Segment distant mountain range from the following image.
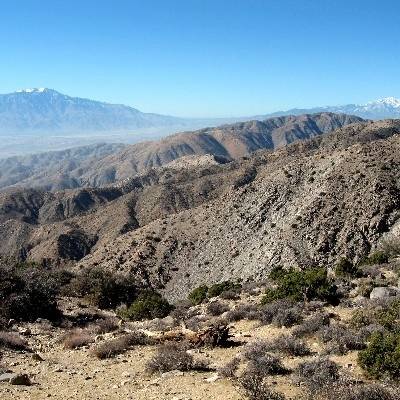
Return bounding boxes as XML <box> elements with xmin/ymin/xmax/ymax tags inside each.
<box><xmin>0</xmin><ymin>88</ymin><xmax>399</xmax><ymax>157</ymax></box>
<box><xmin>0</xmin><ymin>88</ymin><xmax>399</xmax><ymax>136</ymax></box>
<box><xmin>0</xmin><ymin>112</ymin><xmax>362</xmax><ymax>191</ymax></box>
<box><xmin>0</xmin><ymin>88</ymin><xmax>188</xmax><ymax>135</ymax></box>
<box><xmin>261</xmin><ymin>97</ymin><xmax>400</xmax><ymax>120</ymax></box>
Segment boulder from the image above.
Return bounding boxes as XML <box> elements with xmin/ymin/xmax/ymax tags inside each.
<box><xmin>370</xmin><ymin>286</ymin><xmax>400</xmax><ymax>300</ymax></box>
<box><xmin>0</xmin><ymin>373</ymin><xmax>31</xmax><ymax>385</ymax></box>
<box><xmin>10</xmin><ymin>374</ymin><xmax>31</xmax><ymax>386</ymax></box>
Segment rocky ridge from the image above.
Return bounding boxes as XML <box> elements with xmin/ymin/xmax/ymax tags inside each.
<box><xmin>0</xmin><ymin>113</ymin><xmax>362</xmax><ymax>191</ymax></box>
<box><xmin>0</xmin><ymin>119</ymin><xmax>399</xmax><ymax>299</ymax></box>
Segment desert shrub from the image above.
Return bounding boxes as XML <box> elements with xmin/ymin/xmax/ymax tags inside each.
<box><xmin>303</xmin><ymin>300</ymin><xmax>325</xmax><ymax>313</ymax></box>
<box><xmin>351</xmin><ymin>298</ymin><xmax>400</xmax><ymax>333</ymax></box>
<box><xmin>358</xmin><ymin>331</ymin><xmax>400</xmax><ymax>379</ymax></box>
<box><xmin>349</xmin><ymin>308</ymin><xmax>375</xmax><ymax>329</ymax></box>
<box><xmin>335</xmin><ymin>258</ymin><xmax>359</xmax><ymax>278</ymax></box>
<box><xmin>358</xmin><ymin>324</ymin><xmax>387</xmax><ymax>341</ymax></box>
<box><xmin>117</xmin><ymin>291</ymin><xmax>173</xmax><ymax>321</ymax></box>
<box><xmin>145</xmin><ymin>317</ymin><xmax>174</xmax><ymax>332</ymax></box>
<box><xmin>259</xmin><ymin>299</ymin><xmax>297</xmax><ymax>325</ymax></box>
<box><xmin>361</xmin><ymin>264</ymin><xmax>384</xmax><ymax>279</ymax></box>
<box><xmin>295</xmin><ymin>358</ymin><xmax>339</xmax><ymax>392</ymax></box>
<box><xmin>89</xmin><ymin>318</ymin><xmax>119</xmax><ymax>334</ymax></box>
<box><xmin>0</xmin><ymin>264</ymin><xmax>60</xmax><ymax>322</ymax></box>
<box><xmin>245</xmin><ymin>353</ymin><xmax>288</xmax><ymax>377</ymax></box>
<box><xmin>261</xmin><ymin>268</ymin><xmax>337</xmax><ymax>305</ymax></box>
<box><xmin>374</xmin><ymin>298</ymin><xmax>400</xmax><ymax>330</ymax></box>
<box><xmin>359</xmin><ymin>251</ymin><xmax>389</xmax><ymax>266</ymax></box>
<box><xmin>241</xmin><ymin>281</ymin><xmax>265</xmax><ymax>295</ymax></box>
<box><xmin>206</xmin><ymin>301</ymin><xmax>230</xmax><ymax>316</ymax></box>
<box><xmin>146</xmin><ymin>342</ymin><xmax>208</xmax><ymax>373</ymax></box>
<box><xmin>242</xmin><ymin>339</ymin><xmax>270</xmax><ymax>360</ymax></box>
<box><xmin>272</xmin><ymin>306</ymin><xmax>303</xmax><ymax>327</ymax></box>
<box><xmin>319</xmin><ymin>325</ymin><xmax>366</xmax><ymax>355</ymax></box>
<box><xmin>313</xmin><ymin>383</ymin><xmax>400</xmax><ymax>400</ymax></box>
<box><xmin>293</xmin><ymin>312</ymin><xmax>330</xmax><ymax>337</ymax></box>
<box><xmin>219</xmin><ymin>357</ymin><xmax>241</xmax><ymax>378</ymax></box>
<box><xmin>170</xmin><ymin>300</ymin><xmax>196</xmax><ymax>323</ymax></box>
<box><xmin>188</xmin><ymin>285</ymin><xmax>209</xmax><ymax>305</ymax></box>
<box><xmin>220</xmin><ymin>289</ymin><xmax>240</xmax><ymax>300</ymax></box>
<box><xmin>225</xmin><ymin>303</ymin><xmax>261</xmax><ymax>322</ymax></box>
<box><xmin>0</xmin><ymin>331</ymin><xmax>29</xmax><ymax>351</ymax></box>
<box><xmin>68</xmin><ymin>268</ymin><xmax>138</xmax><ymax>309</ymax></box>
<box><xmin>238</xmin><ymin>372</ymin><xmax>286</xmax><ymax>400</ymax></box>
<box><xmin>184</xmin><ymin>316</ymin><xmax>204</xmax><ymax>331</ymax></box>
<box><xmin>264</xmin><ymin>334</ymin><xmax>311</xmax><ymax>356</ymax></box>
<box><xmin>91</xmin><ymin>331</ymin><xmax>151</xmax><ymax>359</ymax></box>
<box><xmin>356</xmin><ymin>278</ymin><xmax>375</xmax><ymax>297</ymax></box>
<box><xmin>62</xmin><ymin>329</ymin><xmax>93</xmax><ymax>349</ymax></box>
<box><xmin>208</xmin><ymin>281</ymin><xmax>241</xmax><ymax>298</ymax></box>
<box><xmin>380</xmin><ymin>237</ymin><xmax>400</xmax><ymax>258</ymax></box>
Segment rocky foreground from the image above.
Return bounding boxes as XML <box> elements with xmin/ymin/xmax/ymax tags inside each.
<box><xmin>2</xmin><ymin>256</ymin><xmax>400</xmax><ymax>399</ymax></box>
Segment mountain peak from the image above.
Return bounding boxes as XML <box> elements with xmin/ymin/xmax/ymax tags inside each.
<box><xmin>373</xmin><ymin>97</ymin><xmax>400</xmax><ymax>107</ymax></box>
<box><xmin>15</xmin><ymin>88</ymin><xmax>51</xmax><ymax>94</ymax></box>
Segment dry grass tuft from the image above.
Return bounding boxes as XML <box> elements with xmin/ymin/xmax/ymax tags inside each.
<box><xmin>0</xmin><ymin>331</ymin><xmax>29</xmax><ymax>351</ymax></box>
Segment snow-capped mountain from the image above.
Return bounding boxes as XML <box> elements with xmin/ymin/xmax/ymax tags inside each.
<box><xmin>0</xmin><ymin>88</ymin><xmax>187</xmax><ymax>135</ymax></box>
<box><xmin>263</xmin><ymin>97</ymin><xmax>400</xmax><ymax>120</ymax></box>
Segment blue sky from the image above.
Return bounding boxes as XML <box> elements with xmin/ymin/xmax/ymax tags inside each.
<box><xmin>1</xmin><ymin>0</ymin><xmax>399</xmax><ymax>117</ymax></box>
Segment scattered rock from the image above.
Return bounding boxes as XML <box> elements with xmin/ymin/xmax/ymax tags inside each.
<box><xmin>205</xmin><ymin>373</ymin><xmax>220</xmax><ymax>383</ymax></box>
<box><xmin>0</xmin><ymin>373</ymin><xmax>16</xmax><ymax>383</ymax></box>
<box><xmin>370</xmin><ymin>286</ymin><xmax>400</xmax><ymax>299</ymax></box>
<box><xmin>32</xmin><ymin>353</ymin><xmax>44</xmax><ymax>362</ymax></box>
<box><xmin>161</xmin><ymin>370</ymin><xmax>184</xmax><ymax>378</ymax></box>
<box><xmin>18</xmin><ymin>327</ymin><xmax>31</xmax><ymax>336</ymax></box>
<box><xmin>11</xmin><ymin>374</ymin><xmax>31</xmax><ymax>386</ymax></box>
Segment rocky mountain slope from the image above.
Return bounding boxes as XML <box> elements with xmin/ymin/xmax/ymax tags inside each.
<box><xmin>0</xmin><ymin>143</ymin><xmax>126</xmax><ymax>191</ymax></box>
<box><xmin>0</xmin><ymin>112</ymin><xmax>362</xmax><ymax>191</ymax></box>
<box><xmin>0</xmin><ymin>118</ymin><xmax>399</xmax><ymax>300</ymax></box>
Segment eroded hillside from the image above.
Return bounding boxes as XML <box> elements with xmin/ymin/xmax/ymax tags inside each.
<box><xmin>0</xmin><ymin>119</ymin><xmax>399</xmax><ymax>300</ymax></box>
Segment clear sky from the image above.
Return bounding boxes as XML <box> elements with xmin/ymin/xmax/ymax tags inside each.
<box><xmin>1</xmin><ymin>0</ymin><xmax>399</xmax><ymax>117</ymax></box>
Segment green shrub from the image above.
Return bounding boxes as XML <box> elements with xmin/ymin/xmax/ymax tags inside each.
<box><xmin>359</xmin><ymin>251</ymin><xmax>389</xmax><ymax>266</ymax></box>
<box><xmin>118</xmin><ymin>291</ymin><xmax>173</xmax><ymax>321</ymax></box>
<box><xmin>358</xmin><ymin>331</ymin><xmax>400</xmax><ymax>379</ymax></box>
<box><xmin>208</xmin><ymin>281</ymin><xmax>241</xmax><ymax>298</ymax></box>
<box><xmin>376</xmin><ymin>299</ymin><xmax>400</xmax><ymax>330</ymax></box>
<box><xmin>335</xmin><ymin>258</ymin><xmax>359</xmax><ymax>278</ymax></box>
<box><xmin>269</xmin><ymin>266</ymin><xmax>287</xmax><ymax>282</ymax></box>
<box><xmin>261</xmin><ymin>268</ymin><xmax>337</xmax><ymax>304</ymax></box>
<box><xmin>0</xmin><ymin>263</ymin><xmax>61</xmax><ymax>322</ymax></box>
<box><xmin>188</xmin><ymin>285</ymin><xmax>209</xmax><ymax>305</ymax></box>
<box><xmin>69</xmin><ymin>268</ymin><xmax>138</xmax><ymax>309</ymax></box>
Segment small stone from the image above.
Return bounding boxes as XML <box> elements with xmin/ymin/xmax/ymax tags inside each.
<box><xmin>0</xmin><ymin>373</ymin><xmax>17</xmax><ymax>383</ymax></box>
<box><xmin>161</xmin><ymin>370</ymin><xmax>184</xmax><ymax>378</ymax></box>
<box><xmin>32</xmin><ymin>353</ymin><xmax>44</xmax><ymax>362</ymax></box>
<box><xmin>10</xmin><ymin>374</ymin><xmax>31</xmax><ymax>386</ymax></box>
<box><xmin>370</xmin><ymin>286</ymin><xmax>400</xmax><ymax>299</ymax></box>
<box><xmin>18</xmin><ymin>327</ymin><xmax>31</xmax><ymax>336</ymax></box>
<box><xmin>205</xmin><ymin>373</ymin><xmax>220</xmax><ymax>383</ymax></box>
